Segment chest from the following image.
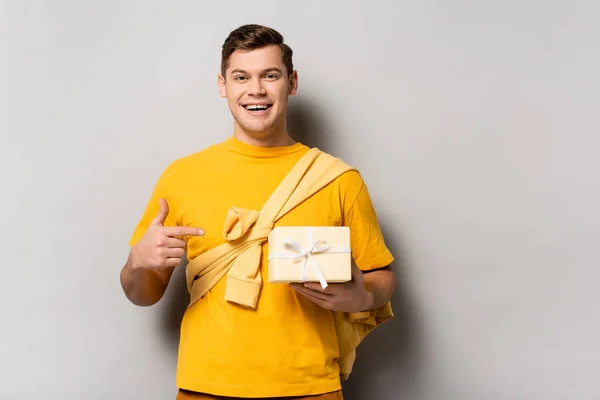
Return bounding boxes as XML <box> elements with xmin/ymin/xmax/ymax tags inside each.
<box><xmin>172</xmin><ymin>171</ymin><xmax>344</xmax><ymax>258</ymax></box>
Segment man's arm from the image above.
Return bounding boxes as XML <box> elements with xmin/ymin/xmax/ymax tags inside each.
<box><xmin>290</xmin><ymin>263</ymin><xmax>395</xmax><ymax>313</ymax></box>
<box><xmin>290</xmin><ymin>172</ymin><xmax>396</xmax><ymax>312</ymax></box>
<box><xmin>119</xmin><ymin>252</ymin><xmax>176</xmax><ymax>307</ymax></box>
<box><xmin>121</xmin><ymin>198</ymin><xmax>204</xmax><ymax>307</ymax></box>
<box><xmin>362</xmin><ymin>265</ymin><xmax>396</xmax><ymax>310</ymax></box>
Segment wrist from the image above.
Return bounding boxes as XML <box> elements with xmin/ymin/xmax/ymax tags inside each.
<box><xmin>127</xmin><ymin>247</ymin><xmax>144</xmax><ymax>270</ymax></box>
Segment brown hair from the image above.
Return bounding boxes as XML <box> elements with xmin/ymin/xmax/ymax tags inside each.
<box><xmin>221</xmin><ymin>24</ymin><xmax>294</xmax><ymax>78</ymax></box>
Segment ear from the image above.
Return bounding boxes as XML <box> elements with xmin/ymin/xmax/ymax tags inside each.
<box><xmin>289</xmin><ymin>70</ymin><xmax>298</xmax><ymax>96</ymax></box>
<box><xmin>217</xmin><ymin>74</ymin><xmax>227</xmax><ymax>98</ymax></box>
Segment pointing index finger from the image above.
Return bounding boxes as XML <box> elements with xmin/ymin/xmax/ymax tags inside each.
<box><xmin>162</xmin><ymin>226</ymin><xmax>205</xmax><ymax>237</ymax></box>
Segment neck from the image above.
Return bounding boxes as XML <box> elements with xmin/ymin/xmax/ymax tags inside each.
<box><xmin>233</xmin><ymin>121</ymin><xmax>295</xmax><ymax>148</ymax></box>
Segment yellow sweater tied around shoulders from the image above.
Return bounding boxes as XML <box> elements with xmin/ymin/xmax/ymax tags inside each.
<box><xmin>185</xmin><ymin>148</ymin><xmax>393</xmax><ymax>379</ymax></box>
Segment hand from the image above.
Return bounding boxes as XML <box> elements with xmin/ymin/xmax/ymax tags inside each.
<box><xmin>290</xmin><ymin>262</ymin><xmax>374</xmax><ymax>313</ymax></box>
<box><xmin>129</xmin><ymin>198</ymin><xmax>204</xmax><ymax>270</ymax></box>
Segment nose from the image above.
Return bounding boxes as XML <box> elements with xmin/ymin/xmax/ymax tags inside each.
<box><xmin>247</xmin><ymin>78</ymin><xmax>266</xmax><ymax>96</ymax></box>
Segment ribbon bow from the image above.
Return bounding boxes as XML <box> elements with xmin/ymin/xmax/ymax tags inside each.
<box><xmin>283</xmin><ymin>237</ymin><xmax>331</xmax><ymax>289</ymax></box>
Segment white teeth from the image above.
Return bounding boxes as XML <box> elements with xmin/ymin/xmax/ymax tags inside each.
<box><xmin>245</xmin><ymin>104</ymin><xmax>269</xmax><ymax>110</ymax></box>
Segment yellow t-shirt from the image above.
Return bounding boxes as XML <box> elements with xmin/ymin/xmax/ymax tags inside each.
<box><xmin>129</xmin><ymin>136</ymin><xmax>394</xmax><ymax>398</ymax></box>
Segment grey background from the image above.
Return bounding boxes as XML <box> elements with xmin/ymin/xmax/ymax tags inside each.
<box><xmin>1</xmin><ymin>1</ymin><xmax>599</xmax><ymax>399</ymax></box>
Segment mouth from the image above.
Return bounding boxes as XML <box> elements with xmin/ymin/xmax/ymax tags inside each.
<box><xmin>242</xmin><ymin>103</ymin><xmax>273</xmax><ymax>116</ymax></box>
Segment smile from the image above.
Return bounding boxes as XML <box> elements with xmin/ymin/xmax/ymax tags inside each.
<box><xmin>243</xmin><ymin>104</ymin><xmax>273</xmax><ymax>111</ymax></box>
<box><xmin>242</xmin><ymin>103</ymin><xmax>273</xmax><ymax>116</ymax></box>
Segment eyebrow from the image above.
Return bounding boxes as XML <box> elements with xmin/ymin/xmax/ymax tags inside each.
<box><xmin>230</xmin><ymin>67</ymin><xmax>284</xmax><ymax>76</ymax></box>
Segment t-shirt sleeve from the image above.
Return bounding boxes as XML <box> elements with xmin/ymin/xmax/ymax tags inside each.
<box><xmin>341</xmin><ymin>172</ymin><xmax>394</xmax><ymax>271</ymax></box>
<box><xmin>128</xmin><ymin>163</ymin><xmax>179</xmax><ymax>247</ymax></box>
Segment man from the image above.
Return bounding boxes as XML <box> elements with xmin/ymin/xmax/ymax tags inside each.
<box><xmin>120</xmin><ymin>24</ymin><xmax>395</xmax><ymax>399</ymax></box>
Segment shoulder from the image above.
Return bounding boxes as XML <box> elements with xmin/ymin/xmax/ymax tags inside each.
<box><xmin>158</xmin><ymin>140</ymin><xmax>227</xmax><ymax>181</ymax></box>
<box><xmin>336</xmin><ymin>169</ymin><xmax>364</xmax><ymax>189</ymax></box>
<box><xmin>314</xmin><ymin>149</ymin><xmax>364</xmax><ymax>189</ymax></box>
<box><xmin>313</xmin><ymin>149</ymin><xmax>365</xmax><ymax>206</ymax></box>
<box><xmin>335</xmin><ymin>169</ymin><xmax>365</xmax><ymax>213</ymax></box>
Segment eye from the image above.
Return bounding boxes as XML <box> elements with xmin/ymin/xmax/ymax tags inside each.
<box><xmin>265</xmin><ymin>73</ymin><xmax>279</xmax><ymax>80</ymax></box>
<box><xmin>234</xmin><ymin>75</ymin><xmax>247</xmax><ymax>82</ymax></box>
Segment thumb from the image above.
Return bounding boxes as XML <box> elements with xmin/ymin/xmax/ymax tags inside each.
<box><xmin>150</xmin><ymin>198</ymin><xmax>169</xmax><ymax>226</ymax></box>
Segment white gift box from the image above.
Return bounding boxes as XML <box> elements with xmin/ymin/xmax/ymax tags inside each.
<box><xmin>267</xmin><ymin>226</ymin><xmax>352</xmax><ymax>288</ymax></box>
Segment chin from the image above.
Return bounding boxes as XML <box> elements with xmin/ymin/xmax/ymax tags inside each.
<box><xmin>238</xmin><ymin>121</ymin><xmax>275</xmax><ymax>137</ymax></box>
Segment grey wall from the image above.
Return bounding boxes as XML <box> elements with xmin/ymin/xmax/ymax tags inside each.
<box><xmin>2</xmin><ymin>1</ymin><xmax>599</xmax><ymax>399</ymax></box>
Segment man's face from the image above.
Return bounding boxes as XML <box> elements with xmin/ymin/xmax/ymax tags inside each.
<box><xmin>218</xmin><ymin>45</ymin><xmax>298</xmax><ymax>140</ymax></box>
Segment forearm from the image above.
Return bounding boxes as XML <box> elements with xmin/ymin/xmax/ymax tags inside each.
<box><xmin>120</xmin><ymin>254</ymin><xmax>172</xmax><ymax>307</ymax></box>
<box><xmin>362</xmin><ymin>266</ymin><xmax>396</xmax><ymax>310</ymax></box>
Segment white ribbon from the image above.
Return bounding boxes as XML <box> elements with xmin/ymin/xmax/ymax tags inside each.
<box><xmin>269</xmin><ymin>227</ymin><xmax>351</xmax><ymax>289</ymax></box>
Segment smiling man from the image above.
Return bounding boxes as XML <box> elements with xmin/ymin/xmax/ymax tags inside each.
<box><xmin>120</xmin><ymin>24</ymin><xmax>396</xmax><ymax>400</ymax></box>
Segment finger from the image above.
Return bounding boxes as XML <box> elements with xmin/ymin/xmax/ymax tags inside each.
<box><xmin>160</xmin><ymin>247</ymin><xmax>185</xmax><ymax>259</ymax></box>
<box><xmin>165</xmin><ymin>257</ymin><xmax>183</xmax><ymax>268</ymax></box>
<box><xmin>162</xmin><ymin>226</ymin><xmax>205</xmax><ymax>237</ymax></box>
<box><xmin>165</xmin><ymin>237</ymin><xmax>187</xmax><ymax>248</ymax></box>
<box><xmin>150</xmin><ymin>198</ymin><xmax>169</xmax><ymax>226</ymax></box>
<box><xmin>294</xmin><ymin>289</ymin><xmax>330</xmax><ymax>308</ymax></box>
<box><xmin>302</xmin><ymin>282</ymin><xmax>335</xmax><ymax>293</ymax></box>
<box><xmin>291</xmin><ymin>284</ymin><xmax>330</xmax><ymax>301</ymax></box>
